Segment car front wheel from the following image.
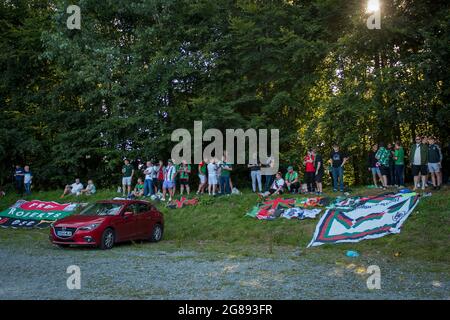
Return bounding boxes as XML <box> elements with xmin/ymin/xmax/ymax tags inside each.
<box><xmin>100</xmin><ymin>228</ymin><xmax>115</xmax><ymax>250</ymax></box>
<box><xmin>149</xmin><ymin>224</ymin><xmax>163</xmax><ymax>242</ymax></box>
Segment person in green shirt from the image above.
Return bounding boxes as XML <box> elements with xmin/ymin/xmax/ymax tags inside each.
<box><xmin>375</xmin><ymin>142</ymin><xmax>390</xmax><ymax>189</ymax></box>
<box><xmin>219</xmin><ymin>155</ymin><xmax>233</xmax><ymax>195</ymax></box>
<box><xmin>197</xmin><ymin>158</ymin><xmax>208</xmax><ymax>195</ymax></box>
<box><xmin>121</xmin><ymin>159</ymin><xmax>134</xmax><ymax>197</ymax></box>
<box><xmin>394</xmin><ymin>141</ymin><xmax>405</xmax><ymax>187</ymax></box>
<box><xmin>178</xmin><ymin>160</ymin><xmax>191</xmax><ymax>195</ymax></box>
<box><xmin>132</xmin><ymin>178</ymin><xmax>145</xmax><ymax>197</ymax></box>
<box><xmin>285</xmin><ymin>166</ymin><xmax>300</xmax><ymax>194</ymax></box>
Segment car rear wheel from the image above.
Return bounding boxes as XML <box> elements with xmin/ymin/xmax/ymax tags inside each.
<box><xmin>149</xmin><ymin>224</ymin><xmax>163</xmax><ymax>242</ymax></box>
<box><xmin>100</xmin><ymin>228</ymin><xmax>115</xmax><ymax>250</ymax></box>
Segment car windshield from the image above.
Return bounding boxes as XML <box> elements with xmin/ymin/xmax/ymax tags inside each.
<box><xmin>79</xmin><ymin>203</ymin><xmax>123</xmax><ymax>216</ymax></box>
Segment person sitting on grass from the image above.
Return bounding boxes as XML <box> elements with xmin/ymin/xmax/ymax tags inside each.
<box><xmin>258</xmin><ymin>172</ymin><xmax>285</xmax><ymax>198</ymax></box>
<box><xmin>285</xmin><ymin>166</ymin><xmax>300</xmax><ymax>194</ymax></box>
<box><xmin>80</xmin><ymin>180</ymin><xmax>96</xmax><ymax>195</ymax></box>
<box><xmin>61</xmin><ymin>178</ymin><xmax>84</xmax><ymax>198</ymax></box>
<box><xmin>132</xmin><ymin>178</ymin><xmax>145</xmax><ymax>198</ymax></box>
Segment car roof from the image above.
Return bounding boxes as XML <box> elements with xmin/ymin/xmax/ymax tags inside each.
<box><xmin>95</xmin><ymin>199</ymin><xmax>151</xmax><ymax>205</ymax></box>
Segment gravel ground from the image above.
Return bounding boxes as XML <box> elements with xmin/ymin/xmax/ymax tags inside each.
<box><xmin>0</xmin><ymin>242</ymin><xmax>448</xmax><ymax>300</ymax></box>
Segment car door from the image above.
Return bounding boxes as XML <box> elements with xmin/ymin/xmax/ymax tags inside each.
<box><xmin>135</xmin><ymin>203</ymin><xmax>153</xmax><ymax>238</ymax></box>
<box><xmin>115</xmin><ymin>204</ymin><xmax>139</xmax><ymax>241</ymax></box>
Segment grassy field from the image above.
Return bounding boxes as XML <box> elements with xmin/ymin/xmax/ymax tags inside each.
<box><xmin>0</xmin><ymin>186</ymin><xmax>449</xmax><ymax>265</ymax></box>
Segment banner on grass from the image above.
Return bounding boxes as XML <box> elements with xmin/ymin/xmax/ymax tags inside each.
<box><xmin>307</xmin><ymin>193</ymin><xmax>419</xmax><ymax>247</ymax></box>
<box><xmin>0</xmin><ymin>200</ymin><xmax>80</xmax><ymax>229</ymax></box>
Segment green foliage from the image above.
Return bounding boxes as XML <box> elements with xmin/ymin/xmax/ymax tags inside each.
<box><xmin>0</xmin><ymin>0</ymin><xmax>449</xmax><ymax>188</ymax></box>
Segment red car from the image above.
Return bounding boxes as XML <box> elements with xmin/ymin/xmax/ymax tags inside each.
<box><xmin>50</xmin><ymin>200</ymin><xmax>164</xmax><ymax>249</ymax></box>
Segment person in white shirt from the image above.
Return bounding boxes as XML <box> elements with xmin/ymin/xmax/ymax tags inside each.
<box><xmin>61</xmin><ymin>178</ymin><xmax>84</xmax><ymax>198</ymax></box>
<box><xmin>143</xmin><ymin>161</ymin><xmax>155</xmax><ymax>197</ymax></box>
<box><xmin>81</xmin><ymin>180</ymin><xmax>96</xmax><ymax>195</ymax></box>
<box><xmin>258</xmin><ymin>172</ymin><xmax>284</xmax><ymax>198</ymax></box>
<box><xmin>207</xmin><ymin>158</ymin><xmax>219</xmax><ymax>195</ymax></box>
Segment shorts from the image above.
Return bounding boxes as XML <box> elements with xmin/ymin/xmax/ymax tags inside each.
<box><xmin>208</xmin><ymin>174</ymin><xmax>217</xmax><ymax>185</ymax></box>
<box><xmin>371</xmin><ymin>167</ymin><xmax>381</xmax><ymax>175</ymax></box>
<box><xmin>315</xmin><ymin>172</ymin><xmax>323</xmax><ymax>183</ymax></box>
<box><xmin>412</xmin><ymin>165</ymin><xmax>428</xmax><ymax>176</ymax></box>
<box><xmin>199</xmin><ymin>174</ymin><xmax>206</xmax><ymax>184</ymax></box>
<box><xmin>428</xmin><ymin>163</ymin><xmax>441</xmax><ymax>173</ymax></box>
<box><xmin>122</xmin><ymin>177</ymin><xmax>132</xmax><ymax>186</ymax></box>
<box><xmin>179</xmin><ymin>178</ymin><xmax>189</xmax><ymax>186</ymax></box>
<box><xmin>163</xmin><ymin>180</ymin><xmax>175</xmax><ymax>189</ymax></box>
<box><xmin>380</xmin><ymin>165</ymin><xmax>389</xmax><ymax>176</ymax></box>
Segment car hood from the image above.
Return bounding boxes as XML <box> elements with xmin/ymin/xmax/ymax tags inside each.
<box><xmin>53</xmin><ymin>215</ymin><xmax>109</xmax><ymax>228</ymax></box>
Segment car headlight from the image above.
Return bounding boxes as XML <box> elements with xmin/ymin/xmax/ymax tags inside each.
<box><xmin>79</xmin><ymin>223</ymin><xmax>100</xmax><ymax>231</ymax></box>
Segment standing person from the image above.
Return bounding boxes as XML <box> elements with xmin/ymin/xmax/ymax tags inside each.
<box><xmin>368</xmin><ymin>144</ymin><xmax>383</xmax><ymax>188</ymax></box>
<box><xmin>313</xmin><ymin>149</ymin><xmax>324</xmax><ymax>195</ymax></box>
<box><xmin>393</xmin><ymin>141</ymin><xmax>405</xmax><ymax>188</ymax></box>
<box><xmin>303</xmin><ymin>149</ymin><xmax>316</xmax><ymax>194</ymax></box>
<box><xmin>162</xmin><ymin>160</ymin><xmax>176</xmax><ymax>201</ymax></box>
<box><xmin>428</xmin><ymin>137</ymin><xmax>443</xmax><ymax>190</ymax></box>
<box><xmin>23</xmin><ymin>165</ymin><xmax>33</xmax><ymax>196</ymax></box>
<box><xmin>207</xmin><ymin>158</ymin><xmax>218</xmax><ymax>196</ymax></box>
<box><xmin>143</xmin><ymin>161</ymin><xmax>155</xmax><ymax>197</ymax></box>
<box><xmin>330</xmin><ymin>145</ymin><xmax>349</xmax><ymax>192</ymax></box>
<box><xmin>172</xmin><ymin>160</ymin><xmax>179</xmax><ymax>195</ymax></box>
<box><xmin>285</xmin><ymin>166</ymin><xmax>300</xmax><ymax>194</ymax></box>
<box><xmin>410</xmin><ymin>136</ymin><xmax>428</xmax><ymax>191</ymax></box>
<box><xmin>375</xmin><ymin>142</ymin><xmax>390</xmax><ymax>189</ymax></box>
<box><xmin>154</xmin><ymin>160</ymin><xmax>165</xmax><ymax>194</ymax></box>
<box><xmin>219</xmin><ymin>155</ymin><xmax>233</xmax><ymax>195</ymax></box>
<box><xmin>121</xmin><ymin>159</ymin><xmax>134</xmax><ymax>197</ymax></box>
<box><xmin>387</xmin><ymin>143</ymin><xmax>396</xmax><ymax>186</ymax></box>
<box><xmin>197</xmin><ymin>158</ymin><xmax>208</xmax><ymax>195</ymax></box>
<box><xmin>14</xmin><ymin>165</ymin><xmax>24</xmax><ymax>195</ymax></box>
<box><xmin>248</xmin><ymin>153</ymin><xmax>262</xmax><ymax>193</ymax></box>
<box><xmin>178</xmin><ymin>160</ymin><xmax>191</xmax><ymax>196</ymax></box>
<box><xmin>262</xmin><ymin>155</ymin><xmax>275</xmax><ymax>192</ymax></box>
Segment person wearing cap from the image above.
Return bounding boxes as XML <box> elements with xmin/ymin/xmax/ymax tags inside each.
<box><xmin>162</xmin><ymin>159</ymin><xmax>176</xmax><ymax>201</ymax></box>
<box><xmin>121</xmin><ymin>159</ymin><xmax>134</xmax><ymax>197</ymax></box>
<box><xmin>285</xmin><ymin>166</ymin><xmax>300</xmax><ymax>194</ymax></box>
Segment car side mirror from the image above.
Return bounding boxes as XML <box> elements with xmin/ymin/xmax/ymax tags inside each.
<box><xmin>124</xmin><ymin>211</ymin><xmax>133</xmax><ymax>218</ymax></box>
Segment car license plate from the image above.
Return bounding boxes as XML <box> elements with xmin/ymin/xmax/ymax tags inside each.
<box><xmin>57</xmin><ymin>230</ymin><xmax>72</xmax><ymax>237</ymax></box>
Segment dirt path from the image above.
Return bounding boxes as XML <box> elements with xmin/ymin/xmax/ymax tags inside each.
<box><xmin>0</xmin><ymin>242</ymin><xmax>448</xmax><ymax>300</ymax></box>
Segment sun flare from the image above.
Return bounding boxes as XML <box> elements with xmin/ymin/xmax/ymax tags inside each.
<box><xmin>367</xmin><ymin>0</ymin><xmax>380</xmax><ymax>13</ymax></box>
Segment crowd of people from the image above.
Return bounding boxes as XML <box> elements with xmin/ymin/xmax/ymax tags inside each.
<box><xmin>368</xmin><ymin>136</ymin><xmax>444</xmax><ymax>191</ymax></box>
<box><xmin>9</xmin><ymin>136</ymin><xmax>445</xmax><ymax>199</ymax></box>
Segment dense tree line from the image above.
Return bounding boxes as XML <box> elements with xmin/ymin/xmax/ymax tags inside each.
<box><xmin>1</xmin><ymin>0</ymin><xmax>449</xmax><ymax>189</ymax></box>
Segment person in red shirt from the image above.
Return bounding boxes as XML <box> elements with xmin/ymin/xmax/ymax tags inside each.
<box><xmin>303</xmin><ymin>149</ymin><xmax>316</xmax><ymax>194</ymax></box>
